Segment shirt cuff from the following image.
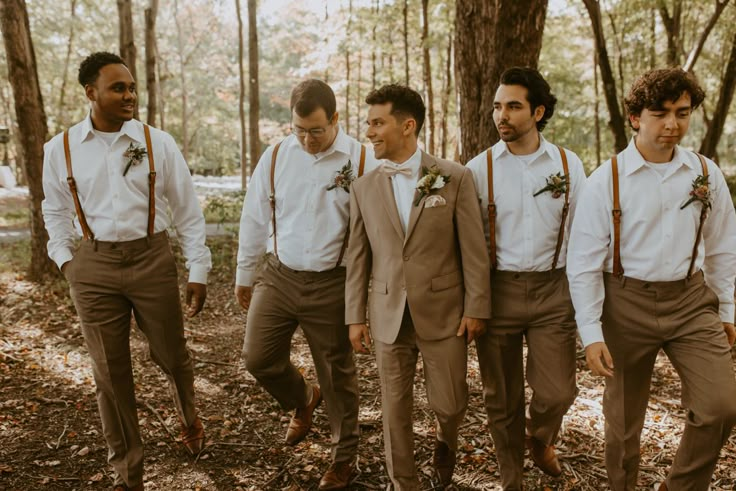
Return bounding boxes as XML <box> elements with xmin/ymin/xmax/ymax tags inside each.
<box><xmin>187</xmin><ymin>264</ymin><xmax>208</xmax><ymax>285</ymax></box>
<box><xmin>235</xmin><ymin>268</ymin><xmax>255</xmax><ymax>287</ymax></box>
<box><xmin>52</xmin><ymin>249</ymin><xmax>74</xmax><ymax>271</ymax></box>
<box><xmin>719</xmin><ymin>302</ymin><xmax>735</xmax><ymax>324</ymax></box>
<box><xmin>578</xmin><ymin>322</ymin><xmax>605</xmax><ymax>348</ymax></box>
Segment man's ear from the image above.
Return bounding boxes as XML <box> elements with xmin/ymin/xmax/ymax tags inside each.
<box><xmin>629</xmin><ymin>114</ymin><xmax>640</xmax><ymax>130</ymax></box>
<box><xmin>331</xmin><ymin>111</ymin><xmax>339</xmax><ymax>124</ymax></box>
<box><xmin>533</xmin><ymin>105</ymin><xmax>545</xmax><ymax>122</ymax></box>
<box><xmin>85</xmin><ymin>84</ymin><xmax>96</xmax><ymax>102</ymax></box>
<box><xmin>403</xmin><ymin>118</ymin><xmax>416</xmax><ymax>137</ymax></box>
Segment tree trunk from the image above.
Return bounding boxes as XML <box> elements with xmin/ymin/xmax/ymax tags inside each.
<box><xmin>582</xmin><ymin>0</ymin><xmax>628</xmax><ymax>153</ymax></box>
<box><xmin>371</xmin><ymin>0</ymin><xmax>377</xmax><ymax>91</ymax></box>
<box><xmin>699</xmin><ymin>31</ymin><xmax>736</xmax><ymax>160</ymax></box>
<box><xmin>421</xmin><ymin>0</ymin><xmax>435</xmax><ymax>154</ymax></box>
<box><xmin>683</xmin><ymin>0</ymin><xmax>730</xmax><ymax>72</ymax></box>
<box><xmin>144</xmin><ymin>0</ymin><xmax>158</xmax><ymax>126</ymax></box>
<box><xmin>0</xmin><ymin>0</ymin><xmax>56</xmax><ymax>280</ymax></box>
<box><xmin>403</xmin><ymin>0</ymin><xmax>409</xmax><ymax>84</ymax></box>
<box><xmin>247</xmin><ymin>0</ymin><xmax>260</xmax><ymax>175</ymax></box>
<box><xmin>157</xmin><ymin>55</ymin><xmax>166</xmax><ymax>130</ymax></box>
<box><xmin>658</xmin><ymin>0</ymin><xmax>682</xmax><ymax>66</ymax></box>
<box><xmin>173</xmin><ymin>0</ymin><xmax>188</xmax><ymax>162</ymax></box>
<box><xmin>454</xmin><ymin>0</ymin><xmax>548</xmax><ymax>162</ymax></box>
<box><xmin>440</xmin><ymin>31</ymin><xmax>452</xmax><ymax>159</ymax></box>
<box><xmin>356</xmin><ymin>50</ymin><xmax>362</xmax><ymax>139</ymax></box>
<box><xmin>236</xmin><ymin>0</ymin><xmax>247</xmax><ymax>188</ymax></box>
<box><xmin>594</xmin><ymin>49</ymin><xmax>601</xmax><ymax>168</ymax></box>
<box><xmin>56</xmin><ymin>0</ymin><xmax>77</xmax><ymax>133</ymax></box>
<box><xmin>345</xmin><ymin>0</ymin><xmax>352</xmax><ymax>136</ymax></box>
<box><xmin>116</xmin><ymin>0</ymin><xmax>138</xmax><ymax>119</ymax></box>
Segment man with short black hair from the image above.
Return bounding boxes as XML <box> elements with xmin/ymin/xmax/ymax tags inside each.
<box><xmin>42</xmin><ymin>51</ymin><xmax>211</xmax><ymax>491</ymax></box>
<box><xmin>236</xmin><ymin>79</ymin><xmax>376</xmax><ymax>490</ymax></box>
<box><xmin>568</xmin><ymin>67</ymin><xmax>736</xmax><ymax>491</ymax></box>
<box><xmin>466</xmin><ymin>67</ymin><xmax>585</xmax><ymax>490</ymax></box>
<box><xmin>346</xmin><ymin>84</ymin><xmax>491</xmax><ymax>490</ymax></box>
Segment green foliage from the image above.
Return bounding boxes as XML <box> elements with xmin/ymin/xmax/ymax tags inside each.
<box><xmin>203</xmin><ymin>190</ymin><xmax>246</xmax><ymax>225</ymax></box>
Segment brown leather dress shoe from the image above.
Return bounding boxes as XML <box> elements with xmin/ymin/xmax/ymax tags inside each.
<box><xmin>113</xmin><ymin>483</ymin><xmax>144</xmax><ymax>491</ymax></box>
<box><xmin>318</xmin><ymin>461</ymin><xmax>354</xmax><ymax>490</ymax></box>
<box><xmin>180</xmin><ymin>416</ymin><xmax>205</xmax><ymax>455</ymax></box>
<box><xmin>433</xmin><ymin>439</ymin><xmax>457</xmax><ymax>487</ymax></box>
<box><xmin>525</xmin><ymin>435</ymin><xmax>562</xmax><ymax>477</ymax></box>
<box><xmin>285</xmin><ymin>385</ymin><xmax>322</xmax><ymax>445</ymax></box>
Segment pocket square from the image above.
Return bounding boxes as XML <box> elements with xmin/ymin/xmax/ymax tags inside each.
<box><xmin>424</xmin><ymin>195</ymin><xmax>446</xmax><ymax>208</ymax></box>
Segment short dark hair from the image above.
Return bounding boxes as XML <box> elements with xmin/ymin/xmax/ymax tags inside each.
<box><xmin>365</xmin><ymin>84</ymin><xmax>426</xmax><ymax>136</ymax></box>
<box><xmin>624</xmin><ymin>68</ymin><xmax>705</xmax><ymax>127</ymax></box>
<box><xmin>499</xmin><ymin>67</ymin><xmax>557</xmax><ymax>131</ymax></box>
<box><xmin>290</xmin><ymin>79</ymin><xmax>336</xmax><ymax>120</ymax></box>
<box><xmin>78</xmin><ymin>52</ymin><xmax>127</xmax><ymax>87</ymax></box>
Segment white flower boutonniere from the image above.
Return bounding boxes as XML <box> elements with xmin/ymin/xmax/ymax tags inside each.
<box><xmin>123</xmin><ymin>142</ymin><xmax>147</xmax><ymax>176</ymax></box>
<box><xmin>414</xmin><ymin>165</ymin><xmax>451</xmax><ymax>206</ymax></box>
<box><xmin>327</xmin><ymin>161</ymin><xmax>355</xmax><ymax>193</ymax></box>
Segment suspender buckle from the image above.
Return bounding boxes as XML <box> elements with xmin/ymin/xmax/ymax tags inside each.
<box><xmin>487</xmin><ymin>203</ymin><xmax>496</xmax><ymax>217</ymax></box>
<box><xmin>612</xmin><ymin>208</ymin><xmax>622</xmax><ymax>220</ymax></box>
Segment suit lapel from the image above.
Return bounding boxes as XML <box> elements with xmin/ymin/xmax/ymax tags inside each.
<box><xmin>404</xmin><ymin>151</ymin><xmax>433</xmax><ymax>245</ymax></box>
<box><xmin>377</xmin><ymin>171</ymin><xmax>405</xmax><ymax>241</ymax></box>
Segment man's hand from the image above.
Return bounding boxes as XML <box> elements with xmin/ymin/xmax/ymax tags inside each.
<box><xmin>349</xmin><ymin>323</ymin><xmax>372</xmax><ymax>353</ymax></box>
<box><xmin>585</xmin><ymin>342</ymin><xmax>614</xmax><ymax>377</ymax></box>
<box><xmin>723</xmin><ymin>322</ymin><xmax>736</xmax><ymax>347</ymax></box>
<box><xmin>457</xmin><ymin>316</ymin><xmax>486</xmax><ymax>344</ymax></box>
<box><xmin>186</xmin><ymin>282</ymin><xmax>207</xmax><ymax>317</ymax></box>
<box><xmin>235</xmin><ymin>285</ymin><xmax>252</xmax><ymax>310</ymax></box>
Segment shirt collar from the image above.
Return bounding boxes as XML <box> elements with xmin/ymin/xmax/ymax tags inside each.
<box><xmin>491</xmin><ymin>132</ymin><xmax>555</xmax><ymax>165</ymax></box>
<box><xmin>386</xmin><ymin>146</ymin><xmax>422</xmax><ymax>178</ymax></box>
<box><xmin>79</xmin><ymin>112</ymin><xmax>145</xmax><ymax>145</ymax></box>
<box><xmin>622</xmin><ymin>137</ymin><xmax>693</xmax><ymax>176</ymax></box>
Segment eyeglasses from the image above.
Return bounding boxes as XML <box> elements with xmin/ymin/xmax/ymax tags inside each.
<box><xmin>291</xmin><ymin>124</ymin><xmax>331</xmax><ymax>138</ymax></box>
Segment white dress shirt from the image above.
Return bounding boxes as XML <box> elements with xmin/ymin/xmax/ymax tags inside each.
<box><xmin>386</xmin><ymin>147</ymin><xmax>423</xmax><ymax>232</ymax></box>
<box><xmin>42</xmin><ymin>115</ymin><xmax>212</xmax><ymax>284</ymax></box>
<box><xmin>567</xmin><ymin>138</ymin><xmax>736</xmax><ymax>347</ymax></box>
<box><xmin>466</xmin><ymin>134</ymin><xmax>586</xmax><ymax>271</ymax></box>
<box><xmin>236</xmin><ymin>128</ymin><xmax>377</xmax><ymax>286</ymax></box>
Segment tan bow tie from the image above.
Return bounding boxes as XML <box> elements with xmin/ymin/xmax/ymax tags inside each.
<box><xmin>380</xmin><ymin>163</ymin><xmax>412</xmax><ymax>177</ymax></box>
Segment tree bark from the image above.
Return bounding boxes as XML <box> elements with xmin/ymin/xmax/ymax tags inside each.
<box><xmin>403</xmin><ymin>0</ymin><xmax>409</xmax><ymax>84</ymax></box>
<box><xmin>582</xmin><ymin>0</ymin><xmax>628</xmax><ymax>153</ymax></box>
<box><xmin>421</xmin><ymin>0</ymin><xmax>435</xmax><ymax>154</ymax></box>
<box><xmin>116</xmin><ymin>0</ymin><xmax>138</xmax><ymax>119</ymax></box>
<box><xmin>683</xmin><ymin>0</ymin><xmax>730</xmax><ymax>72</ymax></box>
<box><xmin>144</xmin><ymin>0</ymin><xmax>158</xmax><ymax>126</ymax></box>
<box><xmin>454</xmin><ymin>0</ymin><xmax>548</xmax><ymax>162</ymax></box>
<box><xmin>658</xmin><ymin>0</ymin><xmax>682</xmax><ymax>66</ymax></box>
<box><xmin>699</xmin><ymin>31</ymin><xmax>736</xmax><ymax>160</ymax></box>
<box><xmin>440</xmin><ymin>31</ymin><xmax>452</xmax><ymax>159</ymax></box>
<box><xmin>0</xmin><ymin>0</ymin><xmax>55</xmax><ymax>280</ymax></box>
<box><xmin>356</xmin><ymin>50</ymin><xmax>362</xmax><ymax>139</ymax></box>
<box><xmin>594</xmin><ymin>49</ymin><xmax>601</xmax><ymax>168</ymax></box>
<box><xmin>236</xmin><ymin>0</ymin><xmax>247</xmax><ymax>188</ymax></box>
<box><xmin>345</xmin><ymin>0</ymin><xmax>352</xmax><ymax>136</ymax></box>
<box><xmin>247</xmin><ymin>0</ymin><xmax>260</xmax><ymax>175</ymax></box>
<box><xmin>371</xmin><ymin>0</ymin><xmax>378</xmax><ymax>91</ymax></box>
<box><xmin>56</xmin><ymin>0</ymin><xmax>77</xmax><ymax>133</ymax></box>
<box><xmin>173</xmin><ymin>0</ymin><xmax>188</xmax><ymax>162</ymax></box>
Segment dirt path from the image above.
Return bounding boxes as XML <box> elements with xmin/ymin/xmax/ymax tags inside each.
<box><xmin>1</xmin><ymin>237</ymin><xmax>735</xmax><ymax>490</ymax></box>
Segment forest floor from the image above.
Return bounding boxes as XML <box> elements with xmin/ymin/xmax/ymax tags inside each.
<box><xmin>0</xmin><ymin>190</ymin><xmax>735</xmax><ymax>490</ymax></box>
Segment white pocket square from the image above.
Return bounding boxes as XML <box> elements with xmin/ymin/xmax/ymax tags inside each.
<box><xmin>424</xmin><ymin>195</ymin><xmax>446</xmax><ymax>208</ymax></box>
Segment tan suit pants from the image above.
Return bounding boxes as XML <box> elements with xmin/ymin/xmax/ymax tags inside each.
<box><xmin>244</xmin><ymin>255</ymin><xmax>359</xmax><ymax>463</ymax></box>
<box><xmin>476</xmin><ymin>268</ymin><xmax>578</xmax><ymax>490</ymax></box>
<box><xmin>65</xmin><ymin>232</ymin><xmax>197</xmax><ymax>488</ymax></box>
<box><xmin>373</xmin><ymin>306</ymin><xmax>468</xmax><ymax>491</ymax></box>
<box><xmin>602</xmin><ymin>271</ymin><xmax>736</xmax><ymax>491</ymax></box>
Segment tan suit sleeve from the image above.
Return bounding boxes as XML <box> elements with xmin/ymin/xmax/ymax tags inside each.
<box><xmin>455</xmin><ymin>167</ymin><xmax>492</xmax><ymax>319</ymax></box>
<box><xmin>345</xmin><ymin>184</ymin><xmax>372</xmax><ymax>324</ymax></box>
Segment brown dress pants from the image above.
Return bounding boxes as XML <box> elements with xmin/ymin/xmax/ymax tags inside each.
<box><xmin>372</xmin><ymin>306</ymin><xmax>469</xmax><ymax>491</ymax></box>
<box><xmin>602</xmin><ymin>271</ymin><xmax>736</xmax><ymax>491</ymax></box>
<box><xmin>476</xmin><ymin>269</ymin><xmax>578</xmax><ymax>490</ymax></box>
<box><xmin>65</xmin><ymin>232</ymin><xmax>197</xmax><ymax>488</ymax></box>
<box><xmin>244</xmin><ymin>255</ymin><xmax>359</xmax><ymax>464</ymax></box>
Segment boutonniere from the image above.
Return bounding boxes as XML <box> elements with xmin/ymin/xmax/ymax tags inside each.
<box><xmin>122</xmin><ymin>142</ymin><xmax>147</xmax><ymax>176</ymax></box>
<box><xmin>414</xmin><ymin>165</ymin><xmax>451</xmax><ymax>206</ymax></box>
<box><xmin>680</xmin><ymin>174</ymin><xmax>711</xmax><ymax>210</ymax></box>
<box><xmin>533</xmin><ymin>172</ymin><xmax>568</xmax><ymax>198</ymax></box>
<box><xmin>327</xmin><ymin>161</ymin><xmax>355</xmax><ymax>193</ymax></box>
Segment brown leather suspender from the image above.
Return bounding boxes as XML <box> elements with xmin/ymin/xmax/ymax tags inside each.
<box><xmin>63</xmin><ymin>125</ymin><xmax>156</xmax><ymax>241</ymax></box>
<box><xmin>611</xmin><ymin>153</ymin><xmax>708</xmax><ymax>280</ymax></box>
<box><xmin>269</xmin><ymin>142</ymin><xmax>366</xmax><ymax>267</ymax></box>
<box><xmin>486</xmin><ymin>146</ymin><xmax>571</xmax><ymax>272</ymax></box>
<box><xmin>687</xmin><ymin>154</ymin><xmax>709</xmax><ymax>279</ymax></box>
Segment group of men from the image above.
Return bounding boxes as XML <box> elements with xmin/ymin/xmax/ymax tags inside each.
<box><xmin>41</xmin><ymin>51</ymin><xmax>736</xmax><ymax>491</ymax></box>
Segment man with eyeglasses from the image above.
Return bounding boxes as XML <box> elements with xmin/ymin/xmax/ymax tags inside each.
<box><xmin>235</xmin><ymin>79</ymin><xmax>377</xmax><ymax>490</ymax></box>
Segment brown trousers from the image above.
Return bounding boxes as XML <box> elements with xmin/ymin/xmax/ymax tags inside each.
<box><xmin>602</xmin><ymin>271</ymin><xmax>736</xmax><ymax>491</ymax></box>
<box><xmin>476</xmin><ymin>269</ymin><xmax>578</xmax><ymax>490</ymax></box>
<box><xmin>372</xmin><ymin>306</ymin><xmax>468</xmax><ymax>491</ymax></box>
<box><xmin>244</xmin><ymin>255</ymin><xmax>359</xmax><ymax>463</ymax></box>
<box><xmin>65</xmin><ymin>232</ymin><xmax>197</xmax><ymax>488</ymax></box>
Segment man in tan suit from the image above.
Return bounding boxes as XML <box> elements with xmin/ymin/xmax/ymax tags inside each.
<box><xmin>346</xmin><ymin>84</ymin><xmax>491</xmax><ymax>490</ymax></box>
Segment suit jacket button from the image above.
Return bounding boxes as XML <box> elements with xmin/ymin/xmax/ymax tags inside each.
<box><xmin>403</xmin><ymin>256</ymin><xmax>410</xmax><ymax>261</ymax></box>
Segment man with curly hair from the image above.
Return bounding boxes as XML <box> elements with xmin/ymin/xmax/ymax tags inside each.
<box><xmin>42</xmin><ymin>52</ymin><xmax>211</xmax><ymax>491</ymax></box>
<box><xmin>567</xmin><ymin>68</ymin><xmax>736</xmax><ymax>491</ymax></box>
<box><xmin>466</xmin><ymin>67</ymin><xmax>586</xmax><ymax>490</ymax></box>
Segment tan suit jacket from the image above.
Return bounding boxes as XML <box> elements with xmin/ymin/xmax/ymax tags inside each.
<box><xmin>345</xmin><ymin>151</ymin><xmax>491</xmax><ymax>344</ymax></box>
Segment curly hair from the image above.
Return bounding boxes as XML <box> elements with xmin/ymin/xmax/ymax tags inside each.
<box><xmin>290</xmin><ymin>79</ymin><xmax>336</xmax><ymax>120</ymax></box>
<box><xmin>624</xmin><ymin>68</ymin><xmax>705</xmax><ymax>127</ymax></box>
<box><xmin>78</xmin><ymin>52</ymin><xmax>127</xmax><ymax>87</ymax></box>
<box><xmin>365</xmin><ymin>84</ymin><xmax>426</xmax><ymax>136</ymax></box>
<box><xmin>499</xmin><ymin>67</ymin><xmax>557</xmax><ymax>131</ymax></box>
